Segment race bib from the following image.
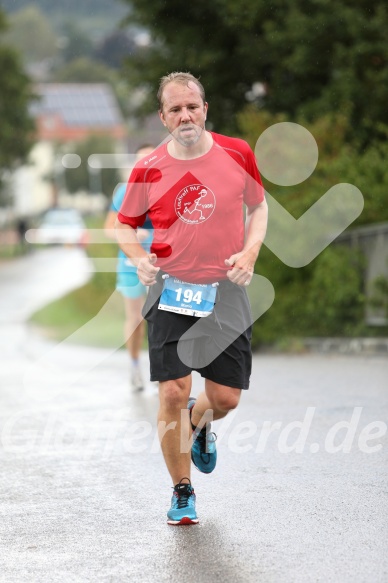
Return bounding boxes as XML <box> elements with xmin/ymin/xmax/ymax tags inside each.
<box><xmin>158</xmin><ymin>277</ymin><xmax>217</xmax><ymax>317</ymax></box>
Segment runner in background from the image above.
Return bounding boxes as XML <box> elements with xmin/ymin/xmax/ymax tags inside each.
<box><xmin>104</xmin><ymin>145</ymin><xmax>155</xmax><ymax>391</ymax></box>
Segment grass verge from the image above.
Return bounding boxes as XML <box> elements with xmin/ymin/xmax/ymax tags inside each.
<box><xmin>29</xmin><ymin>214</ymin><xmax>126</xmax><ymax>348</ymax></box>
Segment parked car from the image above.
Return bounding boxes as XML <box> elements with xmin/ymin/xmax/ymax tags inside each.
<box><xmin>33</xmin><ymin>208</ymin><xmax>88</xmax><ymax>247</ymax></box>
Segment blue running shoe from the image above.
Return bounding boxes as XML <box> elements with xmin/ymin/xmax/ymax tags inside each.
<box><xmin>188</xmin><ymin>397</ymin><xmax>217</xmax><ymax>474</ymax></box>
<box><xmin>167</xmin><ymin>479</ymin><xmax>199</xmax><ymax>525</ymax></box>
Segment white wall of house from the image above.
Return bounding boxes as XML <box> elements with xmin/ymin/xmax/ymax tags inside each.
<box><xmin>13</xmin><ymin>142</ymin><xmax>55</xmax><ymax>217</ymax></box>
<box><xmin>12</xmin><ymin>137</ymin><xmax>126</xmax><ymax>218</ymax></box>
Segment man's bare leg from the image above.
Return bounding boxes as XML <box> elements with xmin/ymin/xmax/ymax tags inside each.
<box><xmin>158</xmin><ymin>375</ymin><xmax>192</xmax><ymax>485</ymax></box>
<box><xmin>123</xmin><ymin>296</ymin><xmax>146</xmax><ymax>390</ymax></box>
<box><xmin>190</xmin><ymin>380</ymin><xmax>242</xmax><ymax>430</ymax></box>
<box><xmin>123</xmin><ymin>296</ymin><xmax>145</xmax><ymax>359</ymax></box>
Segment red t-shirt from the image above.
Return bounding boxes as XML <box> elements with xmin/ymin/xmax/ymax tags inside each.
<box><xmin>118</xmin><ymin>132</ymin><xmax>265</xmax><ymax>283</ymax></box>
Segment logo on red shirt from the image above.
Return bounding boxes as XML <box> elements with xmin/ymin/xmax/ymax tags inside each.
<box><xmin>175</xmin><ymin>183</ymin><xmax>216</xmax><ymax>224</ymax></box>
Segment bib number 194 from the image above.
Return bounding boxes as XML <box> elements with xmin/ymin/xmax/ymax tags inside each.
<box><xmin>175</xmin><ymin>288</ymin><xmax>202</xmax><ymax>304</ymax></box>
<box><xmin>158</xmin><ymin>277</ymin><xmax>217</xmax><ymax>317</ymax></box>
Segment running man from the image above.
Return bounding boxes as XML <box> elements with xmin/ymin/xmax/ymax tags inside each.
<box><xmin>184</xmin><ymin>188</ymin><xmax>208</xmax><ymax>220</ymax></box>
<box><xmin>115</xmin><ymin>72</ymin><xmax>267</xmax><ymax>524</ymax></box>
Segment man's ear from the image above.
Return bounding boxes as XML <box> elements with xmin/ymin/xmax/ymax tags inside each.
<box><xmin>159</xmin><ymin>110</ymin><xmax>166</xmax><ymax>126</ymax></box>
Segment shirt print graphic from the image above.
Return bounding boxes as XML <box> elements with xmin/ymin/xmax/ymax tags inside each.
<box><xmin>174</xmin><ymin>183</ymin><xmax>216</xmax><ymax>225</ymax></box>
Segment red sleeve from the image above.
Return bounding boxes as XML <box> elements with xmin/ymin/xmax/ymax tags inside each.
<box><xmin>117</xmin><ymin>167</ymin><xmax>161</xmax><ymax>228</ymax></box>
<box><xmin>211</xmin><ymin>132</ymin><xmax>264</xmax><ymax>209</ymax></box>
<box><xmin>243</xmin><ymin>146</ymin><xmax>265</xmax><ymax>210</ymax></box>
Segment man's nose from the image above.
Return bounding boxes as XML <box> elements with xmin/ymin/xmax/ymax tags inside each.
<box><xmin>180</xmin><ymin>107</ymin><xmax>191</xmax><ymax>122</ymax></box>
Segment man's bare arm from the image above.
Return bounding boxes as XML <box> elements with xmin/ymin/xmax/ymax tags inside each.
<box><xmin>225</xmin><ymin>199</ymin><xmax>268</xmax><ymax>285</ymax></box>
<box><xmin>115</xmin><ymin>219</ymin><xmax>159</xmax><ymax>285</ymax></box>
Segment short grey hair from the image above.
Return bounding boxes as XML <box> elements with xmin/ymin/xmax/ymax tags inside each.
<box><xmin>157</xmin><ymin>72</ymin><xmax>206</xmax><ymax>111</ymax></box>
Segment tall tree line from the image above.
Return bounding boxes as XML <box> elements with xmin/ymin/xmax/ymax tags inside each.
<box><xmin>0</xmin><ymin>9</ymin><xmax>34</xmax><ymax>198</ymax></box>
<box><xmin>122</xmin><ymin>0</ymin><xmax>388</xmax><ymax>145</ymax></box>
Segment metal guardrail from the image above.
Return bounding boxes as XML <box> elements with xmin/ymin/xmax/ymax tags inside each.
<box><xmin>334</xmin><ymin>222</ymin><xmax>388</xmax><ymax>326</ymax></box>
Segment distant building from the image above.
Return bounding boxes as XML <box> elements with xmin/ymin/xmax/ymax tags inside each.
<box><xmin>10</xmin><ymin>83</ymin><xmax>128</xmax><ymax>215</ymax></box>
<box><xmin>30</xmin><ymin>83</ymin><xmax>127</xmax><ymax>143</ymax></box>
<box><xmin>12</xmin><ymin>84</ymin><xmax>168</xmax><ymax>217</ymax></box>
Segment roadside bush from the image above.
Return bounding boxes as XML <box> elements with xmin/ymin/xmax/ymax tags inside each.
<box><xmin>237</xmin><ymin>107</ymin><xmax>383</xmax><ymax>345</ymax></box>
<box><xmin>251</xmin><ymin>246</ymin><xmax>366</xmax><ymax>348</ymax></box>
<box><xmin>303</xmin><ymin>247</ymin><xmax>365</xmax><ymax>336</ymax></box>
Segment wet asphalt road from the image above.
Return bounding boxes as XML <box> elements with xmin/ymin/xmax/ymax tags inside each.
<box><xmin>0</xmin><ymin>248</ymin><xmax>387</xmax><ymax>583</ymax></box>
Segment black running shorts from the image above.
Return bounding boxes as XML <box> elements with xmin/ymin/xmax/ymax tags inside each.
<box><xmin>142</xmin><ymin>273</ymin><xmax>253</xmax><ymax>390</ymax></box>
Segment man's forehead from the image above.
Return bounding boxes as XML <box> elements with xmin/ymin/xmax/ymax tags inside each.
<box><xmin>163</xmin><ymin>81</ymin><xmax>203</xmax><ymax>102</ymax></box>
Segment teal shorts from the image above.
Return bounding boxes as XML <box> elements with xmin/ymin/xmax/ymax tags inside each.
<box><xmin>116</xmin><ymin>257</ymin><xmax>147</xmax><ymax>299</ymax></box>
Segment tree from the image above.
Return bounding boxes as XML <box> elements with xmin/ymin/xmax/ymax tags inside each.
<box><xmin>0</xmin><ymin>10</ymin><xmax>34</xmax><ymax>199</ymax></box>
<box><xmin>59</xmin><ymin>20</ymin><xmax>94</xmax><ymax>65</ymax></box>
<box><xmin>304</xmin><ymin>247</ymin><xmax>365</xmax><ymax>336</ymax></box>
<box><xmin>64</xmin><ymin>135</ymin><xmax>121</xmax><ymax>199</ymax></box>
<box><xmin>4</xmin><ymin>5</ymin><xmax>58</xmax><ymax>63</ymax></box>
<box><xmin>237</xmin><ymin>106</ymin><xmax>388</xmax><ymax>227</ymax></box>
<box><xmin>53</xmin><ymin>57</ymin><xmax>117</xmax><ymax>84</ymax></box>
<box><xmin>121</xmin><ymin>0</ymin><xmax>388</xmax><ymax>143</ymax></box>
<box><xmin>94</xmin><ymin>30</ymin><xmax>136</xmax><ymax>70</ymax></box>
<box><xmin>1</xmin><ymin>0</ymin><xmax>126</xmax><ymax>21</ymax></box>
<box><xmin>236</xmin><ymin>106</ymin><xmax>381</xmax><ymax>344</ymax></box>
<box><xmin>2</xmin><ymin>0</ymin><xmax>128</xmax><ymax>43</ymax></box>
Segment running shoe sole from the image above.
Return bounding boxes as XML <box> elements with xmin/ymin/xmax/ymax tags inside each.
<box><xmin>167</xmin><ymin>516</ymin><xmax>199</xmax><ymax>526</ymax></box>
